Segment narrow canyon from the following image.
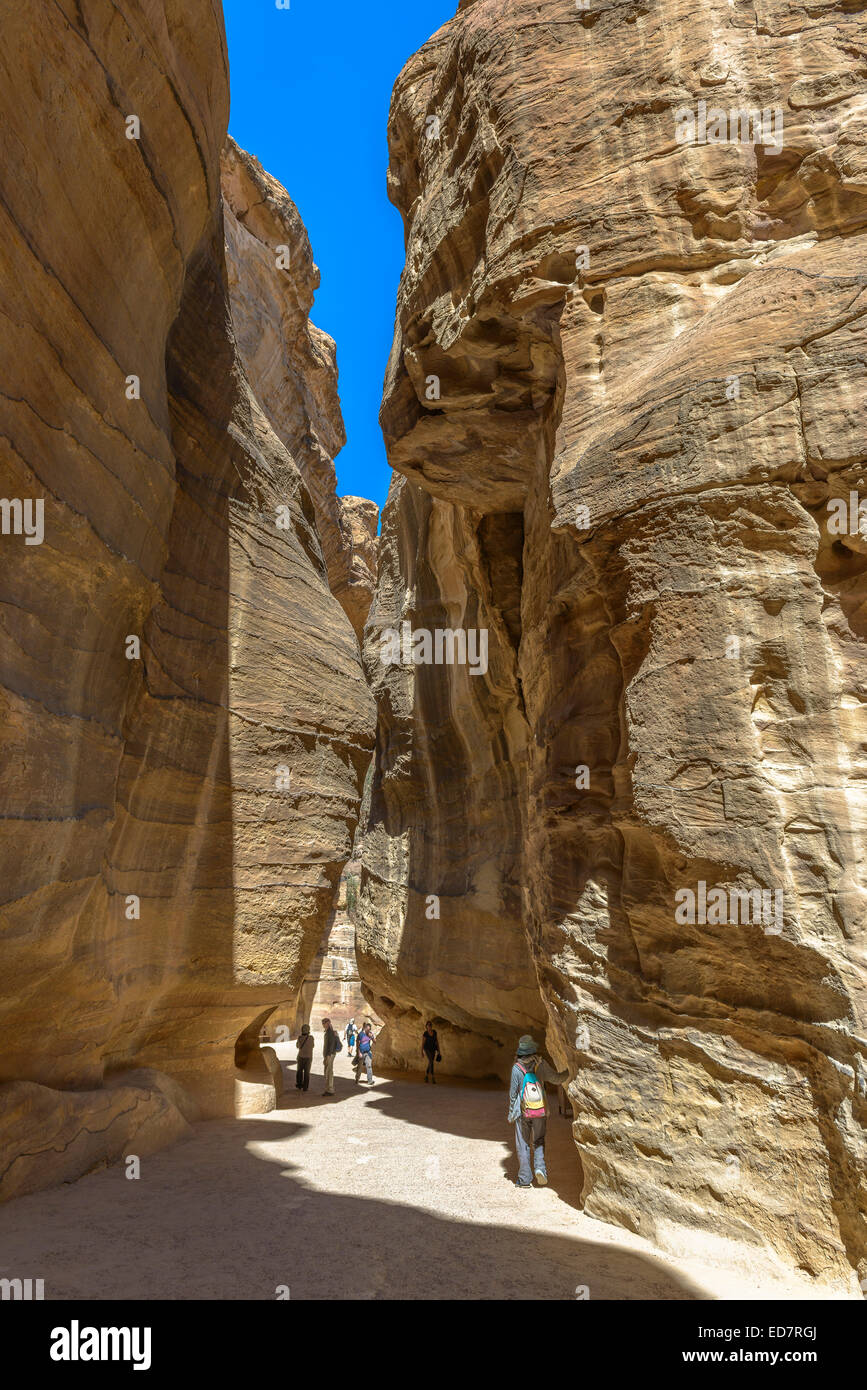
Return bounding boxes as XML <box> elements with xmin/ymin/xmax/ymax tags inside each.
<box><xmin>0</xmin><ymin>0</ymin><xmax>865</xmax><ymax>1299</ymax></box>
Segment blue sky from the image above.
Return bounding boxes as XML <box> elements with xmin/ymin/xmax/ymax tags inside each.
<box><xmin>223</xmin><ymin>0</ymin><xmax>457</xmax><ymax>514</ymax></box>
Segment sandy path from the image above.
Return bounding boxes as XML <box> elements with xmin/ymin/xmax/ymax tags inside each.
<box><xmin>0</xmin><ymin>1050</ymin><xmax>838</xmax><ymax>1300</ymax></box>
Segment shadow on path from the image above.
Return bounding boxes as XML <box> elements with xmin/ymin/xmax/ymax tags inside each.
<box><xmin>360</xmin><ymin>1070</ymin><xmax>585</xmax><ymax>1213</ymax></box>
<box><xmin>0</xmin><ymin>1081</ymin><xmax>710</xmax><ymax>1300</ymax></box>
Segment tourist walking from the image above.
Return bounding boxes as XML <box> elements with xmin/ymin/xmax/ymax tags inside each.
<box><xmin>355</xmin><ymin>1022</ymin><xmax>375</xmax><ymax>1085</ymax></box>
<box><xmin>508</xmin><ymin>1035</ymin><xmax>568</xmax><ymax>1188</ymax></box>
<box><xmin>322</xmin><ymin>1016</ymin><xmax>340</xmax><ymax>1095</ymax></box>
<box><xmin>345</xmin><ymin>1017</ymin><xmax>356</xmax><ymax>1054</ymax></box>
<box><xmin>421</xmin><ymin>1020</ymin><xmax>441</xmax><ymax>1084</ymax></box>
<box><xmin>295</xmin><ymin>1023</ymin><xmax>314</xmax><ymax>1092</ymax></box>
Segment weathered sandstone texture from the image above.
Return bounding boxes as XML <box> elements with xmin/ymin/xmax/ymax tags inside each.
<box><xmin>223</xmin><ymin>139</ymin><xmax>379</xmax><ymax>641</ymax></box>
<box><xmin>339</xmin><ymin>496</ymin><xmax>380</xmax><ymax>638</ymax></box>
<box><xmin>359</xmin><ymin>477</ymin><xmax>547</xmax><ymax>1079</ymax></box>
<box><xmin>0</xmin><ymin>0</ymin><xmax>373</xmax><ymax>1198</ymax></box>
<box><xmin>290</xmin><ymin>862</ymin><xmax>381</xmax><ymax>1036</ymax></box>
<box><xmin>359</xmin><ymin>0</ymin><xmax>867</xmax><ymax>1288</ymax></box>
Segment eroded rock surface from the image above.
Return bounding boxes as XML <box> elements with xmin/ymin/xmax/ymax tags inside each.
<box><xmin>357</xmin><ymin>476</ymin><xmax>546</xmax><ymax>1078</ymax></box>
<box><xmin>338</xmin><ymin>496</ymin><xmax>380</xmax><ymax>639</ymax></box>
<box><xmin>289</xmin><ymin>861</ymin><xmax>381</xmax><ymax>1036</ymax></box>
<box><xmin>360</xmin><ymin>0</ymin><xmax>867</xmax><ymax>1287</ymax></box>
<box><xmin>223</xmin><ymin>139</ymin><xmax>379</xmax><ymax>640</ymax></box>
<box><xmin>0</xmin><ymin>0</ymin><xmax>374</xmax><ymax>1197</ymax></box>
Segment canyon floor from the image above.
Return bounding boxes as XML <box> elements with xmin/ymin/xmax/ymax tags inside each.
<box><xmin>0</xmin><ymin>1048</ymin><xmax>843</xmax><ymax>1301</ymax></box>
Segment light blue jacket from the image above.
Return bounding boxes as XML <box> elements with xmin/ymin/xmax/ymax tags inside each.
<box><xmin>508</xmin><ymin>1055</ymin><xmax>569</xmax><ymax>1124</ymax></box>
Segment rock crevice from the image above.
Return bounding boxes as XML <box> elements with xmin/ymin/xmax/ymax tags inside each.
<box><xmin>0</xmin><ymin>0</ymin><xmax>375</xmax><ymax>1198</ymax></box>
<box><xmin>359</xmin><ymin>0</ymin><xmax>867</xmax><ymax>1289</ymax></box>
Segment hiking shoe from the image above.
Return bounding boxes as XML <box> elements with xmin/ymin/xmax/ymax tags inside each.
<box><xmin>515</xmin><ymin>1180</ymin><xmax>532</xmax><ymax>1188</ymax></box>
<box><xmin>535</xmin><ymin>1171</ymin><xmax>548</xmax><ymax>1187</ymax></box>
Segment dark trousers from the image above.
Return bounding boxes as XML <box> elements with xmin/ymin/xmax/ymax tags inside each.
<box><xmin>296</xmin><ymin>1057</ymin><xmax>311</xmax><ymax>1090</ymax></box>
<box><xmin>424</xmin><ymin>1050</ymin><xmax>436</xmax><ymax>1077</ymax></box>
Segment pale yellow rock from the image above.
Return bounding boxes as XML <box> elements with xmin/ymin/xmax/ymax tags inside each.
<box><xmin>0</xmin><ymin>1079</ymin><xmax>193</xmax><ymax>1202</ymax></box>
<box><xmin>292</xmin><ymin>862</ymin><xmax>381</xmax><ymax>1035</ymax></box>
<box><xmin>358</xmin><ymin>476</ymin><xmax>546</xmax><ymax>1080</ymax></box>
<box><xmin>0</xmin><ymin>0</ymin><xmax>374</xmax><ymax>1197</ymax></box>
<box><xmin>223</xmin><ymin>139</ymin><xmax>379</xmax><ymax>641</ymax></box>
<box><xmin>233</xmin><ymin>1075</ymin><xmax>277</xmax><ymax>1118</ymax></box>
<box><xmin>339</xmin><ymin>497</ymin><xmax>380</xmax><ymax>639</ymax></box>
<box><xmin>361</xmin><ymin>0</ymin><xmax>867</xmax><ymax>1285</ymax></box>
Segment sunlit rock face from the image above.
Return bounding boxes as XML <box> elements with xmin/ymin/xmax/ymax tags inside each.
<box><xmin>360</xmin><ymin>0</ymin><xmax>867</xmax><ymax>1286</ymax></box>
<box><xmin>223</xmin><ymin>139</ymin><xmax>379</xmax><ymax>641</ymax></box>
<box><xmin>338</xmin><ymin>497</ymin><xmax>380</xmax><ymax>640</ymax></box>
<box><xmin>291</xmin><ymin>861</ymin><xmax>381</xmax><ymax>1036</ymax></box>
<box><xmin>0</xmin><ymin>0</ymin><xmax>374</xmax><ymax>1199</ymax></box>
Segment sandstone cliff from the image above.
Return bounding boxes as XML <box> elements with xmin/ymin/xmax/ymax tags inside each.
<box><xmin>358</xmin><ymin>475</ymin><xmax>547</xmax><ymax>1078</ymax></box>
<box><xmin>289</xmin><ymin>861</ymin><xmax>381</xmax><ymax>1037</ymax></box>
<box><xmin>339</xmin><ymin>496</ymin><xmax>380</xmax><ymax>638</ymax></box>
<box><xmin>223</xmin><ymin>139</ymin><xmax>379</xmax><ymax>641</ymax></box>
<box><xmin>0</xmin><ymin>0</ymin><xmax>374</xmax><ymax>1199</ymax></box>
<box><xmin>359</xmin><ymin>0</ymin><xmax>867</xmax><ymax>1288</ymax></box>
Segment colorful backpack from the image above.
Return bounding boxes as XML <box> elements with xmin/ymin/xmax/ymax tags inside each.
<box><xmin>519</xmin><ymin>1061</ymin><xmax>546</xmax><ymax>1119</ymax></box>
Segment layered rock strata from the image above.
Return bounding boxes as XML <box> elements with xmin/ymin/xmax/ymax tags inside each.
<box><xmin>358</xmin><ymin>477</ymin><xmax>547</xmax><ymax>1079</ymax></box>
<box><xmin>359</xmin><ymin>0</ymin><xmax>867</xmax><ymax>1288</ymax></box>
<box><xmin>0</xmin><ymin>0</ymin><xmax>374</xmax><ymax>1197</ymax></box>
<box><xmin>338</xmin><ymin>496</ymin><xmax>380</xmax><ymax>639</ymax></box>
<box><xmin>290</xmin><ymin>861</ymin><xmax>379</xmax><ymax>1035</ymax></box>
<box><xmin>223</xmin><ymin>139</ymin><xmax>379</xmax><ymax>641</ymax></box>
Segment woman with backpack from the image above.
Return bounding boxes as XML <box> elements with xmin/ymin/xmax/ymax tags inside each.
<box><xmin>355</xmin><ymin>1022</ymin><xmax>375</xmax><ymax>1085</ymax></box>
<box><xmin>508</xmin><ymin>1034</ymin><xmax>569</xmax><ymax>1188</ymax></box>
<box><xmin>421</xmin><ymin>1021</ymin><xmax>441</xmax><ymax>1084</ymax></box>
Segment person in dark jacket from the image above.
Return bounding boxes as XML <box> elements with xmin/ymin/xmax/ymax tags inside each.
<box><xmin>322</xmin><ymin>1017</ymin><xmax>339</xmax><ymax>1095</ymax></box>
<box><xmin>295</xmin><ymin>1023</ymin><xmax>314</xmax><ymax>1092</ymax></box>
<box><xmin>508</xmin><ymin>1034</ymin><xmax>568</xmax><ymax>1188</ymax></box>
<box><xmin>421</xmin><ymin>1021</ymin><xmax>441</xmax><ymax>1084</ymax></box>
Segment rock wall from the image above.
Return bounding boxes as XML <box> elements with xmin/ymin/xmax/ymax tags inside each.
<box><xmin>357</xmin><ymin>475</ymin><xmax>547</xmax><ymax>1079</ymax></box>
<box><xmin>289</xmin><ymin>861</ymin><xmax>381</xmax><ymax>1036</ymax></box>
<box><xmin>0</xmin><ymin>0</ymin><xmax>374</xmax><ymax>1199</ymax></box>
<box><xmin>359</xmin><ymin>0</ymin><xmax>867</xmax><ymax>1287</ymax></box>
<box><xmin>223</xmin><ymin>139</ymin><xmax>379</xmax><ymax>641</ymax></box>
<box><xmin>339</xmin><ymin>496</ymin><xmax>380</xmax><ymax>639</ymax></box>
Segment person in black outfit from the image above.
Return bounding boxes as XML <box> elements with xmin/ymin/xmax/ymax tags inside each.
<box><xmin>295</xmin><ymin>1023</ymin><xmax>314</xmax><ymax>1091</ymax></box>
<box><xmin>422</xmin><ymin>1020</ymin><xmax>441</xmax><ymax>1084</ymax></box>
